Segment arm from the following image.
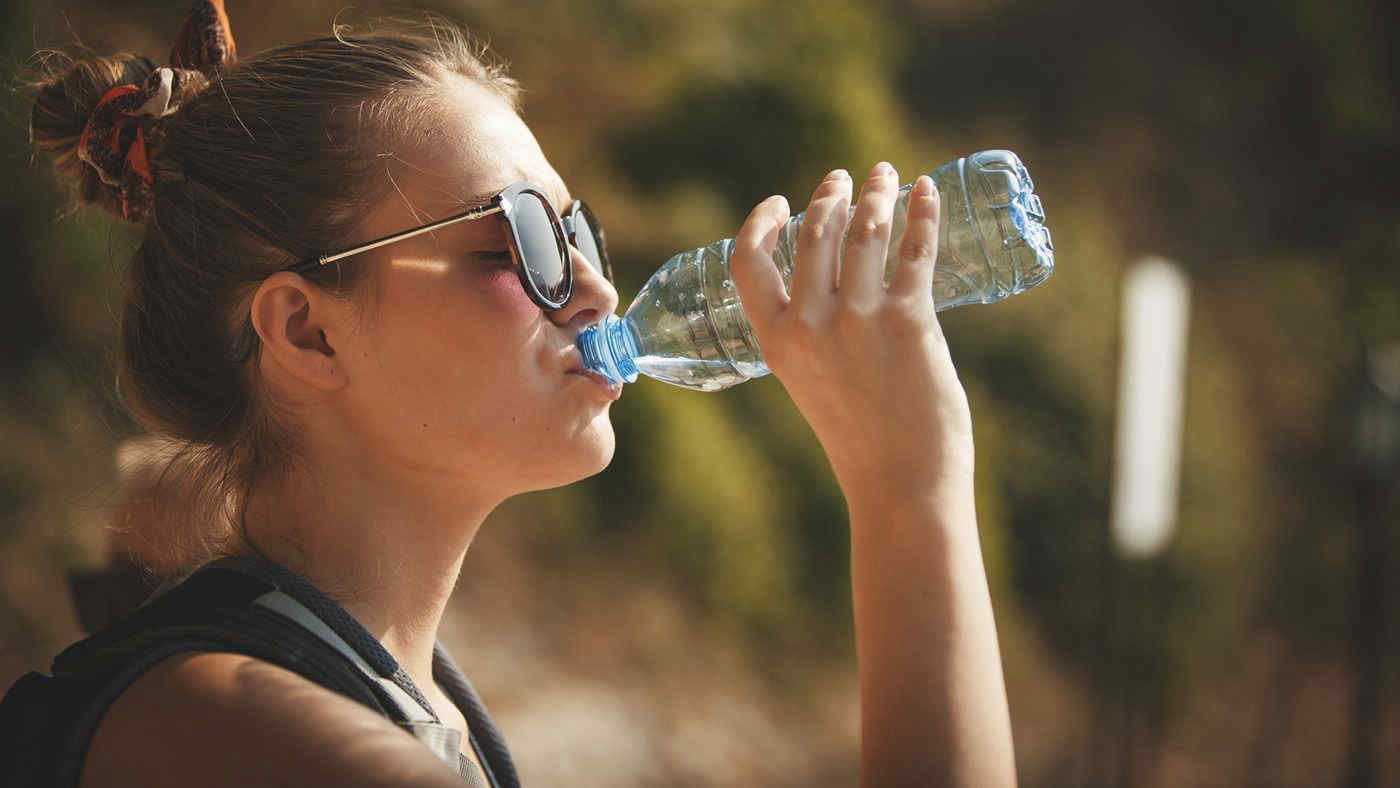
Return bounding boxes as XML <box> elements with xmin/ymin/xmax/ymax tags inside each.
<box><xmin>848</xmin><ymin>478</ymin><xmax>1013</xmax><ymax>787</ymax></box>
<box><xmin>82</xmin><ymin>652</ymin><xmax>466</xmax><ymax>788</ymax></box>
<box><xmin>728</xmin><ymin>164</ymin><xmax>1016</xmax><ymax>786</ymax></box>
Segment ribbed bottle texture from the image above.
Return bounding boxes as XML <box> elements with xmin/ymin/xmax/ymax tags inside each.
<box><xmin>578</xmin><ymin>150</ymin><xmax>1053</xmax><ymax>392</ymax></box>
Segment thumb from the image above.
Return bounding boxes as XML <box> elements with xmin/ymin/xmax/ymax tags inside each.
<box><xmin>728</xmin><ymin>195</ymin><xmax>791</xmax><ymax>339</ymax></box>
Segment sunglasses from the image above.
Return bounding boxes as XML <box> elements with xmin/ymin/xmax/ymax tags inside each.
<box><xmin>232</xmin><ymin>181</ymin><xmax>612</xmax><ymax>362</ymax></box>
<box><xmin>289</xmin><ymin>180</ymin><xmax>612</xmax><ymax>307</ymax></box>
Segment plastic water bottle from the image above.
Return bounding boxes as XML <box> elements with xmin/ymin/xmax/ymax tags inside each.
<box><xmin>578</xmin><ymin>150</ymin><xmax>1053</xmax><ymax>392</ymax></box>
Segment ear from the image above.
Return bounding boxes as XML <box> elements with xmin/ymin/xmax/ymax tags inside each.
<box><xmin>250</xmin><ymin>272</ymin><xmax>349</xmax><ymax>392</ymax></box>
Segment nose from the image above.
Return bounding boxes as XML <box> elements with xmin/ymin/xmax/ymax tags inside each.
<box><xmin>550</xmin><ymin>244</ymin><xmax>619</xmax><ymax>331</ymax></box>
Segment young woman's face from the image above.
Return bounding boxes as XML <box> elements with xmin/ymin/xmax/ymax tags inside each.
<box><xmin>334</xmin><ymin>78</ymin><xmax>621</xmax><ymax>498</ymax></box>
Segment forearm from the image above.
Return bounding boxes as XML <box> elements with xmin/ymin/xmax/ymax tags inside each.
<box><xmin>847</xmin><ymin>480</ymin><xmax>1016</xmax><ymax>788</ymax></box>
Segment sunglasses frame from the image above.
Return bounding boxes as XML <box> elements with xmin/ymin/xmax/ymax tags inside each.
<box><xmin>561</xmin><ymin>198</ymin><xmax>614</xmax><ymax>287</ymax></box>
<box><xmin>285</xmin><ymin>180</ymin><xmax>610</xmax><ymax>311</ymax></box>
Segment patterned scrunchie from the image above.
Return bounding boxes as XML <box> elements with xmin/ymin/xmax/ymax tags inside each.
<box><xmin>75</xmin><ymin>0</ymin><xmax>237</xmax><ymax>221</ymax></box>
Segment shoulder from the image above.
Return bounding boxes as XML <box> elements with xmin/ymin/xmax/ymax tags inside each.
<box><xmin>80</xmin><ymin>652</ymin><xmax>462</xmax><ymax>788</ymax></box>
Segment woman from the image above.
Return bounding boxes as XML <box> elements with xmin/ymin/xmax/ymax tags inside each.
<box><xmin>20</xmin><ymin>2</ymin><xmax>1015</xmax><ymax>785</ymax></box>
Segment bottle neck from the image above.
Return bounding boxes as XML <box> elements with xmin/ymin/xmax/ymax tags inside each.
<box><xmin>577</xmin><ymin>314</ymin><xmax>640</xmax><ymax>384</ymax></box>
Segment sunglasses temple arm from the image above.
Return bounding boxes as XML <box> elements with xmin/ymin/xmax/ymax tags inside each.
<box><xmin>294</xmin><ymin>204</ymin><xmax>507</xmax><ymax>271</ymax></box>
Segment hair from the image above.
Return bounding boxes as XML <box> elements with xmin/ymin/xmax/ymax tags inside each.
<box><xmin>28</xmin><ymin>18</ymin><xmax>520</xmax><ymax>573</ymax></box>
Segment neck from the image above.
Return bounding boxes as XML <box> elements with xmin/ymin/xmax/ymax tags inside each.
<box><xmin>241</xmin><ymin>440</ymin><xmax>501</xmax><ymax>694</ymax></box>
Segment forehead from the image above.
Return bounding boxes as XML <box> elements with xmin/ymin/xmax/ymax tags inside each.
<box><xmin>420</xmin><ymin>77</ymin><xmax>571</xmax><ymax>211</ymax></box>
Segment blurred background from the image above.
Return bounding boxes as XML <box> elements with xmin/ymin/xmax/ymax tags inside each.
<box><xmin>2</xmin><ymin>0</ymin><xmax>1397</xmax><ymax>784</ymax></box>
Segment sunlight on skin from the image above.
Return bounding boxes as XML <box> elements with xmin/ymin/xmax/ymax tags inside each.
<box><xmin>390</xmin><ymin>258</ymin><xmax>453</xmax><ymax>274</ymax></box>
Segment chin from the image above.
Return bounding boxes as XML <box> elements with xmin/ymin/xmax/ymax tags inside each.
<box><xmin>541</xmin><ymin>412</ymin><xmax>616</xmax><ymax>488</ymax></box>
<box><xmin>574</xmin><ymin>416</ymin><xmax>617</xmax><ymax>477</ymax></box>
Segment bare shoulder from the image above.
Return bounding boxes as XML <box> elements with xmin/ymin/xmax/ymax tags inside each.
<box><xmin>81</xmin><ymin>652</ymin><xmax>463</xmax><ymax>788</ymax></box>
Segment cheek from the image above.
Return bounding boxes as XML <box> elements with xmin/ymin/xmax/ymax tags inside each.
<box><xmin>481</xmin><ymin>266</ymin><xmax>540</xmax><ymax>320</ymax></box>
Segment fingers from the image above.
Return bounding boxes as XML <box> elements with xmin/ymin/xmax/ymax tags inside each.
<box><xmin>741</xmin><ymin>164</ymin><xmax>935</xmax><ymax>348</ymax></box>
<box><xmin>839</xmin><ymin>162</ymin><xmax>900</xmax><ymax>304</ymax></box>
<box><xmin>729</xmin><ymin>194</ymin><xmax>792</xmax><ymax>336</ymax></box>
<box><xmin>889</xmin><ymin>175</ymin><xmax>940</xmax><ymax>299</ymax></box>
<box><xmin>790</xmin><ymin>169</ymin><xmax>852</xmax><ymax>310</ymax></box>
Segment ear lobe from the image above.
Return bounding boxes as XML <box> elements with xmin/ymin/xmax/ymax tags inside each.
<box><xmin>250</xmin><ymin>273</ymin><xmax>348</xmax><ymax>392</ymax></box>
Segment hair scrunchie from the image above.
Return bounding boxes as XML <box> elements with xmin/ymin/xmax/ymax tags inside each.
<box><xmin>76</xmin><ymin>67</ymin><xmax>185</xmax><ymax>220</ymax></box>
<box><xmin>75</xmin><ymin>0</ymin><xmax>238</xmax><ymax>221</ymax></box>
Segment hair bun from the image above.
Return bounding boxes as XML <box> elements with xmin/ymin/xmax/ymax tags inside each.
<box><xmin>74</xmin><ymin>66</ymin><xmax>207</xmax><ymax>221</ymax></box>
<box><xmin>31</xmin><ymin>54</ymin><xmax>156</xmax><ymax>221</ymax></box>
<box><xmin>30</xmin><ymin>2</ymin><xmax>236</xmax><ymax>222</ymax></box>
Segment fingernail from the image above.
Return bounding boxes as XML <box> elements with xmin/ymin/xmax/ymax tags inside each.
<box><xmin>874</xmin><ymin>161</ymin><xmax>893</xmax><ymax>176</ymax></box>
<box><xmin>915</xmin><ymin>175</ymin><xmax>933</xmax><ymax>196</ymax></box>
<box><xmin>824</xmin><ymin>168</ymin><xmax>848</xmax><ymax>183</ymax></box>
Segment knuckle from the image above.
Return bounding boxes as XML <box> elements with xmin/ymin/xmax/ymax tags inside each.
<box><xmin>848</xmin><ymin>217</ymin><xmax>889</xmax><ymax>246</ymax></box>
<box><xmin>919</xmin><ymin>190</ymin><xmax>940</xmax><ymax>216</ymax></box>
<box><xmin>835</xmin><ymin>301</ymin><xmax>878</xmax><ymax>329</ymax></box>
<box><xmin>786</xmin><ymin>308</ymin><xmax>827</xmax><ymax>344</ymax></box>
<box><xmin>879</xmin><ymin>297</ymin><xmax>928</xmax><ymax>334</ymax></box>
<box><xmin>901</xmin><ymin>238</ymin><xmax>937</xmax><ymax>263</ymax></box>
<box><xmin>794</xmin><ymin>308</ymin><xmax>825</xmax><ymax>334</ymax></box>
<box><xmin>800</xmin><ymin>208</ymin><xmax>840</xmax><ymax>244</ymax></box>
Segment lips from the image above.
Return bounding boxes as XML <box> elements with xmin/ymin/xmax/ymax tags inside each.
<box><xmin>563</xmin><ymin>346</ymin><xmax>622</xmax><ymax>400</ymax></box>
<box><xmin>569</xmin><ymin>368</ymin><xmax>622</xmax><ymax>401</ymax></box>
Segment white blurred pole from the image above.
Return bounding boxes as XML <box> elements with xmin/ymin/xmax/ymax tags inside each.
<box><xmin>1111</xmin><ymin>257</ymin><xmax>1191</xmax><ymax>558</ymax></box>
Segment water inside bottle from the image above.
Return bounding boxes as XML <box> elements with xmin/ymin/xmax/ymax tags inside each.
<box><xmin>631</xmin><ymin>356</ymin><xmax>770</xmax><ymax>392</ymax></box>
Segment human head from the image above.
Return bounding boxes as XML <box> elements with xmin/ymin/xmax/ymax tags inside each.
<box><xmin>30</xmin><ymin>14</ymin><xmax>618</xmax><ymax>570</ymax></box>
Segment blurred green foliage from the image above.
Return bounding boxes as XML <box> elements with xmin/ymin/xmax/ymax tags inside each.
<box><xmin>2</xmin><ymin>0</ymin><xmax>1398</xmax><ymax>784</ymax></box>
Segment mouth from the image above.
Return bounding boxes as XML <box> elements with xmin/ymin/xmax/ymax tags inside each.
<box><xmin>563</xmin><ymin>346</ymin><xmax>623</xmax><ymax>400</ymax></box>
<box><xmin>578</xmin><ymin>368</ymin><xmax>623</xmax><ymax>399</ymax></box>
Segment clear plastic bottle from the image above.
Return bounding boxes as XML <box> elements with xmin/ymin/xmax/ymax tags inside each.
<box><xmin>578</xmin><ymin>150</ymin><xmax>1053</xmax><ymax>392</ymax></box>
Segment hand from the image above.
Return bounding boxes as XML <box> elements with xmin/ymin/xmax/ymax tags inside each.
<box><xmin>729</xmin><ymin>163</ymin><xmax>974</xmax><ymax>504</ymax></box>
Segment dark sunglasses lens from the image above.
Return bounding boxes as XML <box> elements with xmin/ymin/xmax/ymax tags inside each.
<box><xmin>514</xmin><ymin>193</ymin><xmax>568</xmax><ymax>304</ymax></box>
<box><xmin>571</xmin><ymin>212</ymin><xmax>607</xmax><ymax>278</ymax></box>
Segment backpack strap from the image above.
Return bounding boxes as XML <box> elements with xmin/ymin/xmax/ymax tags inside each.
<box><xmin>211</xmin><ymin>557</ymin><xmax>520</xmax><ymax>787</ymax></box>
<box><xmin>21</xmin><ymin>555</ymin><xmax>518</xmax><ymax>787</ymax></box>
<box><xmin>434</xmin><ymin>643</ymin><xmax>521</xmax><ymax>788</ymax></box>
<box><xmin>250</xmin><ymin>589</ymin><xmax>436</xmax><ymax>722</ymax></box>
<box><xmin>206</xmin><ymin>557</ymin><xmax>518</xmax><ymax>784</ymax></box>
<box><xmin>21</xmin><ymin>563</ymin><xmax>392</xmax><ymax>787</ymax></box>
<box><xmin>208</xmin><ymin>556</ymin><xmax>444</xmax><ymax>719</ymax></box>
